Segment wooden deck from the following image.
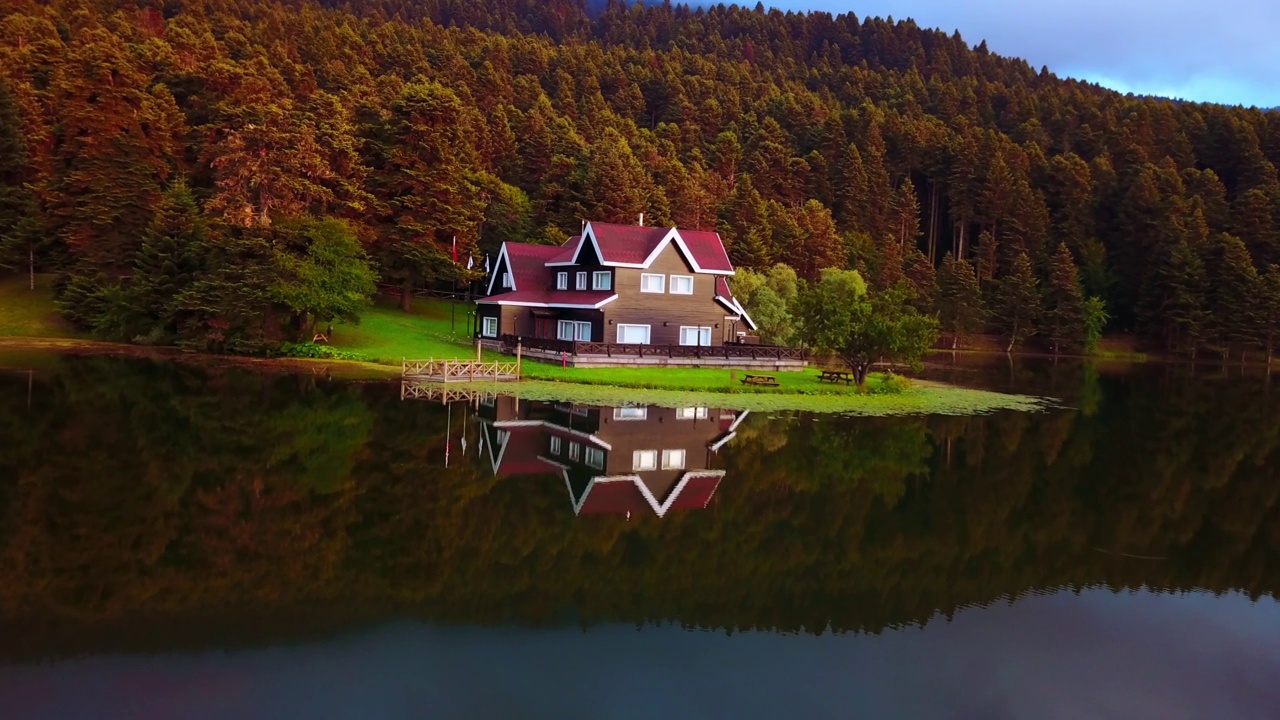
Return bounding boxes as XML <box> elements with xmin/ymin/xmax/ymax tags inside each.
<box><xmin>402</xmin><ymin>358</ymin><xmax>520</xmax><ymax>382</ymax></box>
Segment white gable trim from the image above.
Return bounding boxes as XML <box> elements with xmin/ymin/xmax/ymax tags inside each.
<box><xmin>568</xmin><ymin>470</ymin><xmax>726</xmax><ymax>518</ymax></box>
<box><xmin>715</xmin><ymin>293</ymin><xmax>758</xmax><ymax>331</ymax></box>
<box><xmin>495</xmin><ymin>420</ymin><xmax>612</xmax><ymax>451</ymax></box>
<box><xmin>475</xmin><ymin>294</ymin><xmax>618</xmax><ymax>310</ymax></box>
<box><xmin>485</xmin><ymin>243</ymin><xmax>515</xmax><ymax>296</ymax></box>
<box><xmin>553</xmin><ymin>223</ymin><xmax>735</xmax><ymax>275</ymax></box>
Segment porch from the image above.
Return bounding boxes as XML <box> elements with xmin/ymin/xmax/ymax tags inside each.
<box><xmin>480</xmin><ymin>334</ymin><xmax>808</xmax><ymax>370</ymax></box>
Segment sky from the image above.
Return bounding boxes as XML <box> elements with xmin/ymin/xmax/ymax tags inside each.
<box><xmin>762</xmin><ymin>0</ymin><xmax>1280</xmax><ymax>108</ymax></box>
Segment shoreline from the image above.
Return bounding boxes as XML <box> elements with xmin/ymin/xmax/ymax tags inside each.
<box><xmin>0</xmin><ymin>336</ymin><xmax>1052</xmax><ymax>415</ymax></box>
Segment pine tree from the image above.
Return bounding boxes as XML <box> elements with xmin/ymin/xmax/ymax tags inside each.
<box><xmin>1204</xmin><ymin>233</ymin><xmax>1261</xmax><ymax>360</ymax></box>
<box><xmin>1148</xmin><ymin>238</ymin><xmax>1209</xmax><ymax>356</ymax></box>
<box><xmin>0</xmin><ymin>79</ymin><xmax>41</xmax><ymax>288</ymax></box>
<box><xmin>937</xmin><ymin>253</ymin><xmax>984</xmax><ymax>349</ymax></box>
<box><xmin>993</xmin><ymin>250</ymin><xmax>1039</xmax><ymax>351</ymax></box>
<box><xmin>1042</xmin><ymin>244</ymin><xmax>1087</xmax><ymax>353</ymax></box>
<box><xmin>584</xmin><ymin>128</ymin><xmax>658</xmax><ymax>223</ymax></box>
<box><xmin>1258</xmin><ymin>265</ymin><xmax>1280</xmax><ymax>364</ymax></box>
<box><xmin>974</xmin><ymin>230</ymin><xmax>998</xmax><ymax>290</ymax></box>
<box><xmin>124</xmin><ymin>180</ymin><xmax>210</xmax><ymax>341</ymax></box>
<box><xmin>902</xmin><ymin>250</ymin><xmax>938</xmax><ymax>314</ymax></box>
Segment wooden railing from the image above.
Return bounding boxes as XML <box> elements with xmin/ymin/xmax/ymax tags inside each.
<box><xmin>493</xmin><ymin>334</ymin><xmax>806</xmax><ymax>361</ymax></box>
<box><xmin>402</xmin><ymin>358</ymin><xmax>519</xmax><ymax>381</ymax></box>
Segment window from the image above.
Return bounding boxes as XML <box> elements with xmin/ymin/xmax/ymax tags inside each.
<box><xmin>557</xmin><ymin>320</ymin><xmax>591</xmax><ymax>341</ymax></box>
<box><xmin>661</xmin><ymin>449</ymin><xmax>686</xmax><ymax>470</ymax></box>
<box><xmin>613</xmin><ymin>406</ymin><xmax>648</xmax><ymax>421</ymax></box>
<box><xmin>633</xmin><ymin>450</ymin><xmax>658</xmax><ymax>472</ymax></box>
<box><xmin>669</xmin><ymin>275</ymin><xmax>694</xmax><ymax>295</ymax></box>
<box><xmin>550</xmin><ymin>436</ymin><xmax>562</xmax><ymax>455</ymax></box>
<box><xmin>593</xmin><ymin>271</ymin><xmax>612</xmax><ymax>290</ymax></box>
<box><xmin>576</xmin><ymin>272</ymin><xmax>588</xmax><ymax>290</ymax></box>
<box><xmin>640</xmin><ymin>273</ymin><xmax>666</xmax><ymax>293</ymax></box>
<box><xmin>585</xmin><ymin>446</ymin><xmax>605</xmax><ymax>470</ymax></box>
<box><xmin>679</xmin><ymin>326</ymin><xmax>712</xmax><ymax>347</ymax></box>
<box><xmin>569</xmin><ymin>441</ymin><xmax>581</xmax><ymax>462</ymax></box>
<box><xmin>617</xmin><ymin>324</ymin><xmax>650</xmax><ymax>345</ymax></box>
<box><xmin>556</xmin><ymin>272</ymin><xmax>568</xmax><ymax>290</ymax></box>
<box><xmin>501</xmin><ymin>272</ymin><xmax>510</xmax><ymax>289</ymax></box>
<box><xmin>482</xmin><ymin>316</ymin><xmax>499</xmax><ymax>337</ymax></box>
<box><xmin>676</xmin><ymin>407</ymin><xmax>709</xmax><ymax>420</ymax></box>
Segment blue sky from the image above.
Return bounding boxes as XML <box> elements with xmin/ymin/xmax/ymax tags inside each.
<box><xmin>762</xmin><ymin>0</ymin><xmax>1280</xmax><ymax>108</ymax></box>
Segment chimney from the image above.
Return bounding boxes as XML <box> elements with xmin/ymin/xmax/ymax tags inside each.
<box><xmin>639</xmin><ymin>212</ymin><xmax>645</xmax><ymax>227</ymax></box>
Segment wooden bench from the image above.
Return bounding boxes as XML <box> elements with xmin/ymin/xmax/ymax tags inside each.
<box><xmin>741</xmin><ymin>373</ymin><xmax>779</xmax><ymax>387</ymax></box>
<box><xmin>817</xmin><ymin>369</ymin><xmax>854</xmax><ymax>385</ymax></box>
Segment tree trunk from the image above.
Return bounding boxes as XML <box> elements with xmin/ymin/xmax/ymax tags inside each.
<box><xmin>951</xmin><ymin>332</ymin><xmax>958</xmax><ymax>350</ymax></box>
<box><xmin>29</xmin><ymin>246</ymin><xmax>34</xmax><ymax>291</ymax></box>
<box><xmin>400</xmin><ymin>280</ymin><xmax>413</xmax><ymax>312</ymax></box>
<box><xmin>854</xmin><ymin>362</ymin><xmax>869</xmax><ymax>387</ymax></box>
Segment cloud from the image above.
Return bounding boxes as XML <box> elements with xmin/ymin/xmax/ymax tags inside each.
<box><xmin>763</xmin><ymin>0</ymin><xmax>1280</xmax><ymax>107</ymax></box>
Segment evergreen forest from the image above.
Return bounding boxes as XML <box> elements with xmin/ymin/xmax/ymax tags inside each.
<box><xmin>2</xmin><ymin>0</ymin><xmax>1280</xmax><ymax>356</ymax></box>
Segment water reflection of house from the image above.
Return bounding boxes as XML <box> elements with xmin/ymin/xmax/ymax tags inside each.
<box><xmin>477</xmin><ymin>397</ymin><xmax>747</xmax><ymax>518</ymax></box>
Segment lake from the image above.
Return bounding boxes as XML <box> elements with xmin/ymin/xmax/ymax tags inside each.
<box><xmin>1</xmin><ymin>354</ymin><xmax>1278</xmax><ymax>719</ymax></box>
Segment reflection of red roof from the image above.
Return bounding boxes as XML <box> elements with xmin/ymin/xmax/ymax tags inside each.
<box><xmin>666</xmin><ymin>472</ymin><xmax>722</xmax><ymax>510</ymax></box>
<box><xmin>490</xmin><ymin>425</ymin><xmax>561</xmax><ymax>476</ymax></box>
<box><xmin>478</xmin><ymin>289</ymin><xmax>616</xmax><ymax>308</ymax></box>
<box><xmin>578</xmin><ymin>479</ymin><xmax>649</xmax><ymax>515</ymax></box>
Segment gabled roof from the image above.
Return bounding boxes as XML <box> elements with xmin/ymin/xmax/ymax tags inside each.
<box><xmin>714</xmin><ymin>277</ymin><xmax>758</xmax><ymax>331</ymax></box>
<box><xmin>553</xmin><ymin>222</ymin><xmax>735</xmax><ymax>275</ymax></box>
<box><xmin>486</xmin><ymin>242</ymin><xmax>565</xmax><ymax>295</ymax></box>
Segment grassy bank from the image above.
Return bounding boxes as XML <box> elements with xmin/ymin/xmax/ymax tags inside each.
<box><xmin>0</xmin><ymin>274</ymin><xmax>80</xmax><ymax>339</ymax></box>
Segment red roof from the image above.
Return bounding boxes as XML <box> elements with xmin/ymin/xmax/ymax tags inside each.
<box><xmin>478</xmin><ymin>289</ymin><xmax>616</xmax><ymax>307</ymax></box>
<box><xmin>547</xmin><ymin>236</ymin><xmax>579</xmax><ymax>265</ymax></box>
<box><xmin>504</xmin><ymin>244</ymin><xmax>564</xmax><ymax>290</ymax></box>
<box><xmin>678</xmin><ymin>229</ymin><xmax>734</xmax><ymax>273</ymax></box>
<box><xmin>488</xmin><ymin>425</ymin><xmax>562</xmax><ymax>477</ymax></box>
<box><xmin>587</xmin><ymin>223</ymin><xmax>671</xmax><ymax>265</ymax></box>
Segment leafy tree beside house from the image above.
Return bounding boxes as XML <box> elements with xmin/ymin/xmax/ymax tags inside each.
<box><xmin>729</xmin><ymin>263</ymin><xmax>800</xmax><ymax>346</ymax></box>
<box><xmin>796</xmin><ymin>268</ymin><xmax>939</xmax><ymax>387</ymax></box>
<box><xmin>271</xmin><ymin>217</ymin><xmax>377</xmax><ymax>341</ymax></box>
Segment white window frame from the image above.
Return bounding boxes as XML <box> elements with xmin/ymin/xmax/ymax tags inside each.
<box><xmin>640</xmin><ymin>273</ymin><xmax>666</xmax><ymax>293</ymax></box>
<box><xmin>501</xmin><ymin>272</ymin><xmax>510</xmax><ymax>289</ymax></box>
<box><xmin>661</xmin><ymin>449</ymin><xmax>686</xmax><ymax>470</ymax></box>
<box><xmin>676</xmin><ymin>407</ymin><xmax>709</xmax><ymax>420</ymax></box>
<box><xmin>669</xmin><ymin>274</ymin><xmax>694</xmax><ymax>295</ymax></box>
<box><xmin>613</xmin><ymin>406</ymin><xmax>648</xmax><ymax>421</ymax></box>
<box><xmin>550</xmin><ymin>436</ymin><xmax>562</xmax><ymax>455</ymax></box>
<box><xmin>679</xmin><ymin>326</ymin><xmax>712</xmax><ymax>347</ymax></box>
<box><xmin>557</xmin><ymin>320</ymin><xmax>591</xmax><ymax>342</ymax></box>
<box><xmin>576</xmin><ymin>271</ymin><xmax>588</xmax><ymax>290</ymax></box>
<box><xmin>616</xmin><ymin>324</ymin><xmax>651</xmax><ymax>345</ymax></box>
<box><xmin>592</xmin><ymin>271</ymin><xmax>612</xmax><ymax>291</ymax></box>
<box><xmin>482</xmin><ymin>316</ymin><xmax>499</xmax><ymax>337</ymax></box>
<box><xmin>556</xmin><ymin>272</ymin><xmax>568</xmax><ymax>290</ymax></box>
<box><xmin>569</xmin><ymin>441</ymin><xmax>581</xmax><ymax>462</ymax></box>
<box><xmin>585</xmin><ymin>446</ymin><xmax>605</xmax><ymax>470</ymax></box>
<box><xmin>633</xmin><ymin>449</ymin><xmax>658</xmax><ymax>472</ymax></box>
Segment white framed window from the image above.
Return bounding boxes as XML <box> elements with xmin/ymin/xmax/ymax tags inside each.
<box><xmin>550</xmin><ymin>436</ymin><xmax>562</xmax><ymax>455</ymax></box>
<box><xmin>576</xmin><ymin>272</ymin><xmax>588</xmax><ymax>290</ymax></box>
<box><xmin>556</xmin><ymin>272</ymin><xmax>568</xmax><ymax>290</ymax></box>
<box><xmin>661</xmin><ymin>449</ymin><xmax>686</xmax><ymax>470</ymax></box>
<box><xmin>592</xmin><ymin>271</ymin><xmax>612</xmax><ymax>290</ymax></box>
<box><xmin>669</xmin><ymin>275</ymin><xmax>694</xmax><ymax>295</ymax></box>
<box><xmin>613</xmin><ymin>406</ymin><xmax>648</xmax><ymax>421</ymax></box>
<box><xmin>616</xmin><ymin>324</ymin><xmax>650</xmax><ymax>345</ymax></box>
<box><xmin>482</xmin><ymin>316</ymin><xmax>499</xmax><ymax>337</ymax></box>
<box><xmin>585</xmin><ymin>446</ymin><xmax>605</xmax><ymax>469</ymax></box>
<box><xmin>640</xmin><ymin>273</ymin><xmax>665</xmax><ymax>293</ymax></box>
<box><xmin>501</xmin><ymin>272</ymin><xmax>510</xmax><ymax>289</ymax></box>
<box><xmin>679</xmin><ymin>326</ymin><xmax>712</xmax><ymax>346</ymax></box>
<box><xmin>557</xmin><ymin>320</ymin><xmax>591</xmax><ymax>341</ymax></box>
<box><xmin>569</xmin><ymin>441</ymin><xmax>581</xmax><ymax>462</ymax></box>
<box><xmin>633</xmin><ymin>449</ymin><xmax>658</xmax><ymax>472</ymax></box>
<box><xmin>676</xmin><ymin>407</ymin><xmax>709</xmax><ymax>420</ymax></box>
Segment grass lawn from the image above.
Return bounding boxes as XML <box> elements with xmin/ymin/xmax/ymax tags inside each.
<box><xmin>0</xmin><ymin>274</ymin><xmax>80</xmax><ymax>339</ymax></box>
<box><xmin>328</xmin><ymin>296</ymin><xmax>495</xmax><ymax>363</ymax></box>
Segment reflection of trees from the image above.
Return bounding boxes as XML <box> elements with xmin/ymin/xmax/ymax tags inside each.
<box><xmin>1</xmin><ymin>360</ymin><xmax>1280</xmax><ymax>655</ymax></box>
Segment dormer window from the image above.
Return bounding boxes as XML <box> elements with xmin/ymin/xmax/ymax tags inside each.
<box><xmin>556</xmin><ymin>272</ymin><xmax>568</xmax><ymax>290</ymax></box>
<box><xmin>592</xmin><ymin>271</ymin><xmax>611</xmax><ymax>290</ymax></box>
<box><xmin>501</xmin><ymin>272</ymin><xmax>510</xmax><ymax>289</ymax></box>
<box><xmin>576</xmin><ymin>272</ymin><xmax>587</xmax><ymax>290</ymax></box>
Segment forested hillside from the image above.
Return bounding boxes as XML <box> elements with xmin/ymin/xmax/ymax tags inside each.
<box><xmin>1</xmin><ymin>0</ymin><xmax>1279</xmax><ymax>355</ymax></box>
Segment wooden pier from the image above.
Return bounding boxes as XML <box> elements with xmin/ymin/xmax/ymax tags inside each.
<box><xmin>401</xmin><ymin>356</ymin><xmax>521</xmax><ymax>383</ymax></box>
<box><xmin>400</xmin><ymin>381</ymin><xmax>498</xmax><ymax>404</ymax></box>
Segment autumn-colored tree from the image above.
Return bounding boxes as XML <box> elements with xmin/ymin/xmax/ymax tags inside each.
<box><xmin>992</xmin><ymin>250</ymin><xmax>1040</xmax><ymax>352</ymax></box>
<box><xmin>1041</xmin><ymin>244</ymin><xmax>1087</xmax><ymax>354</ymax></box>
<box><xmin>937</xmin><ymin>253</ymin><xmax>984</xmax><ymax>349</ymax></box>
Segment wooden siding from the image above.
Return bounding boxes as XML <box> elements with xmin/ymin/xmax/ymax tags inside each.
<box><xmin>605</xmin><ymin>243</ymin><xmax>735</xmax><ymax>345</ymax></box>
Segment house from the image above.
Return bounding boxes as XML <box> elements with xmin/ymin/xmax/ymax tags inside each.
<box><xmin>477</xmin><ymin>396</ymin><xmax>749</xmax><ymax>518</ymax></box>
<box><xmin>476</xmin><ymin>221</ymin><xmax>758</xmax><ymax>349</ymax></box>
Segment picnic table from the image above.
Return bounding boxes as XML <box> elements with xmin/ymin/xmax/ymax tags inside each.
<box><xmin>740</xmin><ymin>373</ymin><xmax>780</xmax><ymax>387</ymax></box>
<box><xmin>817</xmin><ymin>369</ymin><xmax>854</xmax><ymax>385</ymax></box>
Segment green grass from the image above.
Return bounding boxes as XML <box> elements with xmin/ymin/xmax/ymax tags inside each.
<box><xmin>0</xmin><ymin>274</ymin><xmax>80</xmax><ymax>339</ymax></box>
<box><xmin>328</xmin><ymin>296</ymin><xmax>495</xmax><ymax>363</ymax></box>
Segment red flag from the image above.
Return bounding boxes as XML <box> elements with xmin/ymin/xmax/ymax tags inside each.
<box><xmin>452</xmin><ymin>236</ymin><xmax>458</xmax><ymax>262</ymax></box>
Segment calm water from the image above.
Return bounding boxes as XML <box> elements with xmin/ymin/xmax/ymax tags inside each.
<box><xmin>1</xmin><ymin>355</ymin><xmax>1279</xmax><ymax>719</ymax></box>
